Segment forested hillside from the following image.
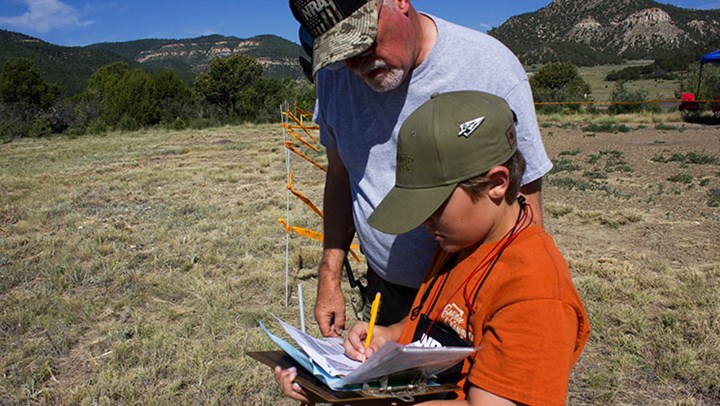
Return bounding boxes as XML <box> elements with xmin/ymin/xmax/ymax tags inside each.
<box><xmin>0</xmin><ymin>30</ymin><xmax>304</xmax><ymax>96</ymax></box>
<box><xmin>489</xmin><ymin>0</ymin><xmax>720</xmax><ymax>65</ymax></box>
<box><xmin>0</xmin><ymin>30</ymin><xmax>129</xmax><ymax>96</ymax></box>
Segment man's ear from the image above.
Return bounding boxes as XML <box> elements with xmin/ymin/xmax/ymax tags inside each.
<box><xmin>485</xmin><ymin>166</ymin><xmax>510</xmax><ymax>201</ymax></box>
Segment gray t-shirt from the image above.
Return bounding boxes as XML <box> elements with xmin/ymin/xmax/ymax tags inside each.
<box><xmin>315</xmin><ymin>15</ymin><xmax>552</xmax><ymax>288</ymax></box>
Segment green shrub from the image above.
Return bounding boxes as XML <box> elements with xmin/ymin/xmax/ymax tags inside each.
<box><xmin>708</xmin><ymin>188</ymin><xmax>720</xmax><ymax>207</ymax></box>
<box><xmin>549</xmin><ymin>177</ymin><xmax>595</xmax><ymax>191</ymax></box>
<box><xmin>28</xmin><ymin>116</ymin><xmax>52</xmax><ymax>138</ymax></box>
<box><xmin>653</xmin><ymin>152</ymin><xmax>718</xmax><ymax>165</ymax></box>
<box><xmin>608</xmin><ymin>83</ymin><xmax>649</xmax><ymax>114</ymax></box>
<box><xmin>655</xmin><ymin>123</ymin><xmax>681</xmax><ymax>131</ymax></box>
<box><xmin>169</xmin><ymin>118</ymin><xmax>187</xmax><ymax>131</ymax></box>
<box><xmin>667</xmin><ymin>174</ymin><xmax>693</xmax><ymax>184</ymax></box>
<box><xmin>616</xmin><ymin>124</ymin><xmax>632</xmax><ymax>133</ymax></box>
<box><xmin>0</xmin><ymin>121</ymin><xmax>29</xmax><ymax>141</ymax></box>
<box><xmin>85</xmin><ymin>119</ymin><xmax>109</xmax><ymax>135</ymax></box>
<box><xmin>531</xmin><ymin>62</ymin><xmax>591</xmax><ymax>113</ymax></box>
<box><xmin>550</xmin><ymin>158</ymin><xmax>581</xmax><ymax>173</ymax></box>
<box><xmin>583</xmin><ymin>123</ymin><xmax>615</xmax><ymax>133</ymax></box>
<box><xmin>584</xmin><ymin>170</ymin><xmax>608</xmax><ymax>180</ymax></box>
<box><xmin>683</xmin><ymin>152</ymin><xmax>719</xmax><ymax>165</ymax></box>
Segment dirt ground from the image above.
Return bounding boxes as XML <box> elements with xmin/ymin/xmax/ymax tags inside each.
<box><xmin>538</xmin><ymin>122</ymin><xmax>719</xmax><ymax>403</ymax></box>
<box><xmin>540</xmin><ymin>123</ymin><xmax>719</xmax><ymax>269</ymax></box>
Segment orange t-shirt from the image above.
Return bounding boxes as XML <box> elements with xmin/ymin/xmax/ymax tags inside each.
<box><xmin>398</xmin><ymin>224</ymin><xmax>590</xmax><ymax>405</ymax></box>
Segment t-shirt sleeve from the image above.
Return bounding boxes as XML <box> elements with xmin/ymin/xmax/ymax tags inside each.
<box><xmin>504</xmin><ymin>80</ymin><xmax>553</xmax><ymax>186</ymax></box>
<box><xmin>467</xmin><ymin>299</ymin><xmax>582</xmax><ymax>405</ymax></box>
<box><xmin>314</xmin><ymin>97</ymin><xmax>337</xmax><ymax>151</ymax></box>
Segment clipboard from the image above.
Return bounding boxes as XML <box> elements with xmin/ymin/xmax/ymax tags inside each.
<box><xmin>247</xmin><ymin>350</ymin><xmax>461</xmax><ymax>404</ymax></box>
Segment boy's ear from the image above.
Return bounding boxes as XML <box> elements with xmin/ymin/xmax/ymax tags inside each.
<box><xmin>485</xmin><ymin>166</ymin><xmax>510</xmax><ymax>201</ymax></box>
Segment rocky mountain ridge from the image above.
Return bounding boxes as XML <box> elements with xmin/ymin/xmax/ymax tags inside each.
<box><xmin>489</xmin><ymin>0</ymin><xmax>720</xmax><ymax>65</ymax></box>
<box><xmin>87</xmin><ymin>34</ymin><xmax>303</xmax><ymax>82</ymax></box>
<box><xmin>0</xmin><ymin>30</ymin><xmax>304</xmax><ymax>96</ymax></box>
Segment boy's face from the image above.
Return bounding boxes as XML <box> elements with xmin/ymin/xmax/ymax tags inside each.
<box><xmin>421</xmin><ymin>187</ymin><xmax>498</xmax><ymax>253</ymax></box>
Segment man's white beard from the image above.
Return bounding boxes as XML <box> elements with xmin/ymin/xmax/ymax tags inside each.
<box><xmin>357</xmin><ymin>59</ymin><xmax>405</xmax><ymax>92</ymax></box>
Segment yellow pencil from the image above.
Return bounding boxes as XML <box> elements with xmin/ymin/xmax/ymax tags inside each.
<box><xmin>364</xmin><ymin>292</ymin><xmax>381</xmax><ymax>348</ymax></box>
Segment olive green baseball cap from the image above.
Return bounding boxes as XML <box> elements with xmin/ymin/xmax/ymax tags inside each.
<box><xmin>289</xmin><ymin>0</ymin><xmax>378</xmax><ymax>76</ymax></box>
<box><xmin>368</xmin><ymin>91</ymin><xmax>517</xmax><ymax>235</ymax></box>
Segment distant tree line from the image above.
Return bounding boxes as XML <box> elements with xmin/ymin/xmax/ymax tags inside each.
<box><xmin>606</xmin><ymin>41</ymin><xmax>720</xmax><ymax>83</ymax></box>
<box><xmin>3</xmin><ymin>53</ymin><xmax>720</xmax><ymax>141</ymax></box>
<box><xmin>531</xmin><ymin>62</ymin><xmax>655</xmax><ymax>115</ymax></box>
<box><xmin>530</xmin><ymin>59</ymin><xmax>720</xmax><ymax>115</ymax></box>
<box><xmin>0</xmin><ymin>55</ymin><xmax>315</xmax><ymax>141</ymax></box>
<box><xmin>605</xmin><ymin>54</ymin><xmax>697</xmax><ymax>82</ymax></box>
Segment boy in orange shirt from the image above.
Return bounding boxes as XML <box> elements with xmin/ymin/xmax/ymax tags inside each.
<box><xmin>275</xmin><ymin>91</ymin><xmax>590</xmax><ymax>405</ymax></box>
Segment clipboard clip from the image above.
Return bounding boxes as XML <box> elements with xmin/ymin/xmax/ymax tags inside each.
<box><xmin>359</xmin><ymin>374</ymin><xmax>430</xmax><ymax>402</ymax></box>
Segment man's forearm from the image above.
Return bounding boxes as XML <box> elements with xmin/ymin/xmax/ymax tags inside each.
<box><xmin>322</xmin><ymin>148</ymin><xmax>356</xmax><ymax>258</ymax></box>
<box><xmin>314</xmin><ymin>148</ymin><xmax>357</xmax><ymax>335</ymax></box>
<box><xmin>317</xmin><ymin>248</ymin><xmax>347</xmax><ymax>287</ymax></box>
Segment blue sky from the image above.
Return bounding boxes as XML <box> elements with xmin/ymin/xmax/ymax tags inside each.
<box><xmin>1</xmin><ymin>0</ymin><xmax>719</xmax><ymax>47</ymax></box>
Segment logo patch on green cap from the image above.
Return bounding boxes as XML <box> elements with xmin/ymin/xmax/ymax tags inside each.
<box><xmin>458</xmin><ymin>116</ymin><xmax>485</xmax><ymax>138</ymax></box>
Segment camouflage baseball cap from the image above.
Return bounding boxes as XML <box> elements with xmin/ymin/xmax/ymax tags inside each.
<box><xmin>368</xmin><ymin>91</ymin><xmax>517</xmax><ymax>235</ymax></box>
<box><xmin>289</xmin><ymin>0</ymin><xmax>378</xmax><ymax>75</ymax></box>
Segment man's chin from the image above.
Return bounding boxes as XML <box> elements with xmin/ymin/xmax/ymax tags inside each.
<box><xmin>366</xmin><ymin>82</ymin><xmax>397</xmax><ymax>92</ymax></box>
<box><xmin>363</xmin><ymin>70</ymin><xmax>406</xmax><ymax>92</ymax></box>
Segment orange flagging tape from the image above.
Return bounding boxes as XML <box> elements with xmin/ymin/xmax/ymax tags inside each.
<box><xmin>279</xmin><ymin>218</ymin><xmax>361</xmax><ymax>263</ymax></box>
<box><xmin>282</xmin><ymin>111</ymin><xmax>319</xmax><ymax>145</ymax></box>
<box><xmin>282</xmin><ymin>123</ymin><xmax>319</xmax><ymax>152</ymax></box>
<box><xmin>284</xmin><ymin>141</ymin><xmax>327</xmax><ymax>173</ymax></box>
<box><xmin>295</xmin><ymin>107</ymin><xmax>315</xmax><ymax>118</ymax></box>
<box><xmin>287</xmin><ymin>170</ymin><xmax>324</xmax><ymax>218</ymax></box>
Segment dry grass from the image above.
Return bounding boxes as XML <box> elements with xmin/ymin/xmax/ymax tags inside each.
<box><xmin>538</xmin><ymin>111</ymin><xmax>685</xmax><ymax>125</ymax></box>
<box><xmin>1</xmin><ymin>125</ymin><xmax>326</xmax><ymax>404</ymax></box>
<box><xmin>1</xmin><ymin>121</ymin><xmax>719</xmax><ymax>404</ymax></box>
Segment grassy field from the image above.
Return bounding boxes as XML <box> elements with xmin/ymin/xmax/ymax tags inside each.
<box><xmin>577</xmin><ymin>61</ymin><xmax>680</xmax><ymax>102</ymax></box>
<box><xmin>1</xmin><ymin>118</ymin><xmax>719</xmax><ymax>404</ymax></box>
<box><xmin>0</xmin><ymin>124</ymin><xmax>323</xmax><ymax>404</ymax></box>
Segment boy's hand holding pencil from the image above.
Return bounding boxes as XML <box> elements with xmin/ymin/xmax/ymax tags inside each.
<box><xmin>343</xmin><ymin>292</ymin><xmax>381</xmax><ymax>362</ymax></box>
<box><xmin>343</xmin><ymin>293</ymin><xmax>406</xmax><ymax>362</ymax></box>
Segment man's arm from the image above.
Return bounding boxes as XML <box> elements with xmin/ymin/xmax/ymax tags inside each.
<box><xmin>520</xmin><ymin>178</ymin><xmax>543</xmax><ymax>229</ymax></box>
<box><xmin>315</xmin><ymin>148</ymin><xmax>356</xmax><ymax>337</ymax></box>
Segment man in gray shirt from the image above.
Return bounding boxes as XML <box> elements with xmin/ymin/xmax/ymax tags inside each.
<box><xmin>289</xmin><ymin>0</ymin><xmax>552</xmax><ymax>337</ymax></box>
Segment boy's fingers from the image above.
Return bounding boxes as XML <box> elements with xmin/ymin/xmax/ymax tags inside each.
<box><xmin>348</xmin><ymin>331</ymin><xmax>365</xmax><ymax>351</ymax></box>
<box><xmin>342</xmin><ymin>324</ymin><xmax>369</xmax><ymax>361</ymax></box>
<box><xmin>272</xmin><ymin>365</ymin><xmax>284</xmax><ymax>384</ymax></box>
<box><xmin>274</xmin><ymin>367</ymin><xmax>295</xmax><ymax>392</ymax></box>
<box><xmin>275</xmin><ymin>367</ymin><xmax>311</xmax><ymax>402</ymax></box>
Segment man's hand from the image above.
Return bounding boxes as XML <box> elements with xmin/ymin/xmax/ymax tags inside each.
<box><xmin>314</xmin><ymin>272</ymin><xmax>347</xmax><ymax>336</ymax></box>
